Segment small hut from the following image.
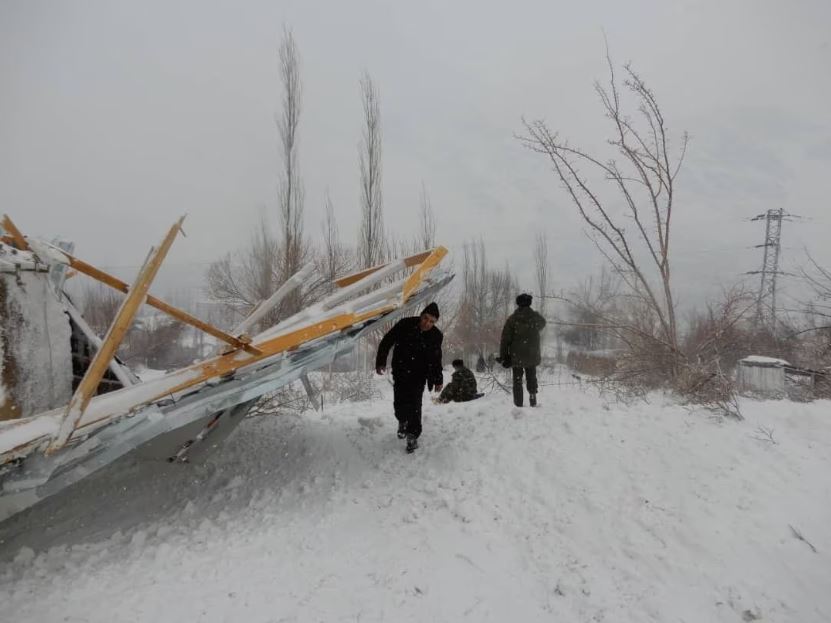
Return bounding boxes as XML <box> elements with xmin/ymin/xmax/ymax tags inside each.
<box><xmin>737</xmin><ymin>355</ymin><xmax>789</xmax><ymax>398</ymax></box>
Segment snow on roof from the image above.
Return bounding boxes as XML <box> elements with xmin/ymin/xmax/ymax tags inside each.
<box><xmin>740</xmin><ymin>355</ymin><xmax>791</xmax><ymax>367</ymax></box>
<box><xmin>0</xmin><ymin>413</ymin><xmax>59</xmax><ymax>455</ymax></box>
<box><xmin>0</xmin><ymin>242</ymin><xmax>42</xmax><ymax>272</ymax></box>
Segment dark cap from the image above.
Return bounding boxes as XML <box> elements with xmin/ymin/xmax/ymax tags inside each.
<box><xmin>452</xmin><ymin>359</ymin><xmax>464</xmax><ymax>367</ymax></box>
<box><xmin>422</xmin><ymin>302</ymin><xmax>440</xmax><ymax>319</ymax></box>
<box><xmin>516</xmin><ymin>293</ymin><xmax>533</xmax><ymax>307</ymax></box>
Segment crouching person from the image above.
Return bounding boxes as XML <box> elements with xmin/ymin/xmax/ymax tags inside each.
<box><xmin>438</xmin><ymin>359</ymin><xmax>480</xmax><ymax>403</ymax></box>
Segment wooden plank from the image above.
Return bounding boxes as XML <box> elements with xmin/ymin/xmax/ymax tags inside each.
<box><xmin>50</xmin><ymin>216</ymin><xmax>186</xmax><ymax>450</ymax></box>
<box><xmin>334</xmin><ymin>250</ymin><xmax>432</xmax><ymax>288</ymax></box>
<box><xmin>1</xmin><ymin>215</ymin><xmax>30</xmax><ymax>250</ymax></box>
<box><xmin>401</xmin><ymin>246</ymin><xmax>448</xmax><ymax>302</ymax></box>
<box><xmin>161</xmin><ymin>304</ymin><xmax>399</xmax><ymax>398</ymax></box>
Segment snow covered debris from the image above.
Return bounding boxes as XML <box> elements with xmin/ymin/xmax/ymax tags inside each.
<box><xmin>0</xmin><ymin>413</ymin><xmax>59</xmax><ymax>455</ymax></box>
<box><xmin>0</xmin><ymin>374</ymin><xmax>829</xmax><ymax>622</ymax></box>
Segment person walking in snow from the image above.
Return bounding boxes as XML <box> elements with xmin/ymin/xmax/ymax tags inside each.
<box><xmin>499</xmin><ymin>293</ymin><xmax>546</xmax><ymax>407</ymax></box>
<box><xmin>376</xmin><ymin>302</ymin><xmax>444</xmax><ymax>453</ymax></box>
<box><xmin>437</xmin><ymin>359</ymin><xmax>479</xmax><ymax>404</ymax></box>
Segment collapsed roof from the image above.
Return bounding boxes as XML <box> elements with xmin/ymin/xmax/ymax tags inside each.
<box><xmin>0</xmin><ymin>214</ymin><xmax>452</xmax><ymax>521</ymax></box>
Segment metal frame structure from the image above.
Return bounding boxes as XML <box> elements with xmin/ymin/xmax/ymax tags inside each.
<box><xmin>0</xmin><ymin>214</ymin><xmax>452</xmax><ymax>520</ymax></box>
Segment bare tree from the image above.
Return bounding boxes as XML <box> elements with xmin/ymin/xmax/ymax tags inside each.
<box><xmin>453</xmin><ymin>240</ymin><xmax>518</xmax><ymax>361</ymax></box>
<box><xmin>534</xmin><ymin>232</ymin><xmax>549</xmax><ymax>317</ymax></box>
<box><xmin>800</xmin><ymin>252</ymin><xmax>831</xmax><ymax>331</ymax></box>
<box><xmin>519</xmin><ymin>52</ymin><xmax>688</xmax><ymax>379</ymax></box>
<box><xmin>418</xmin><ymin>182</ymin><xmax>437</xmax><ymax>250</ymax></box>
<box><xmin>278</xmin><ymin>26</ymin><xmax>306</xmax><ymax>313</ymax></box>
<box><xmin>206</xmin><ymin>214</ymin><xmax>282</xmax><ymax>329</ymax></box>
<box><xmin>81</xmin><ymin>282</ymin><xmax>123</xmax><ymax>337</ymax></box>
<box><xmin>560</xmin><ymin>267</ymin><xmax>622</xmax><ymax>352</ymax></box>
<box><xmin>793</xmin><ymin>252</ymin><xmax>831</xmax><ymax>370</ymax></box>
<box><xmin>318</xmin><ymin>191</ymin><xmax>351</xmax><ymax>294</ymax></box>
<box><xmin>358</xmin><ymin>72</ymin><xmax>385</xmax><ymax>268</ymax></box>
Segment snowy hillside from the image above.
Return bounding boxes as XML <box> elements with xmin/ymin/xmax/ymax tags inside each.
<box><xmin>1</xmin><ymin>373</ymin><xmax>829</xmax><ymax>622</ymax></box>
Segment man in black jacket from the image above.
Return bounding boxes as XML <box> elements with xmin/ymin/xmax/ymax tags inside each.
<box><xmin>376</xmin><ymin>302</ymin><xmax>444</xmax><ymax>453</ymax></box>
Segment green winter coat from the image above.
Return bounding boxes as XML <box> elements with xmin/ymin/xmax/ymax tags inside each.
<box><xmin>439</xmin><ymin>366</ymin><xmax>478</xmax><ymax>403</ymax></box>
<box><xmin>499</xmin><ymin>306</ymin><xmax>547</xmax><ymax>368</ymax></box>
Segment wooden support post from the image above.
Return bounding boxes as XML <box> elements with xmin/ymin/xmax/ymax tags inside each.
<box><xmin>50</xmin><ymin>216</ymin><xmax>186</xmax><ymax>450</ymax></box>
<box><xmin>300</xmin><ymin>372</ymin><xmax>320</xmax><ymax>411</ymax></box>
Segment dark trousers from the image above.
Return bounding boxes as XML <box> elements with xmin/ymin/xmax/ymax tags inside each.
<box><xmin>512</xmin><ymin>366</ymin><xmax>538</xmax><ymax>406</ymax></box>
<box><xmin>393</xmin><ymin>375</ymin><xmax>426</xmax><ymax>438</ymax></box>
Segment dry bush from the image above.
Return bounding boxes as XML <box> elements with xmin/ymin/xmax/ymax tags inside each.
<box><xmin>248</xmin><ymin>384</ymin><xmax>310</xmax><ymax>418</ymax></box>
<box><xmin>81</xmin><ymin>282</ymin><xmax>123</xmax><ymax>336</ymax></box>
<box><xmin>565</xmin><ymin>351</ymin><xmax>617</xmax><ymax>377</ymax></box>
<box><xmin>322</xmin><ymin>371</ymin><xmax>383</xmax><ymax>404</ymax></box>
<box><xmin>123</xmin><ymin>317</ymin><xmax>195</xmax><ymax>369</ymax></box>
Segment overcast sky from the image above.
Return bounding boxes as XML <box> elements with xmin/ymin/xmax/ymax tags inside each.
<box><xmin>2</xmin><ymin>0</ymin><xmax>829</xmax><ymax>312</ymax></box>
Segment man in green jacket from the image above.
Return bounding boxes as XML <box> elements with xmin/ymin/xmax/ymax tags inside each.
<box><xmin>499</xmin><ymin>293</ymin><xmax>547</xmax><ymax>407</ymax></box>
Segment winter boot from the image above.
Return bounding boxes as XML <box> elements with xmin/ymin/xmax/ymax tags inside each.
<box><xmin>397</xmin><ymin>421</ymin><xmax>407</xmax><ymax>439</ymax></box>
<box><xmin>513</xmin><ymin>385</ymin><xmax>523</xmax><ymax>408</ymax></box>
<box><xmin>529</xmin><ymin>393</ymin><xmax>537</xmax><ymax>407</ymax></box>
<box><xmin>406</xmin><ymin>434</ymin><xmax>419</xmax><ymax>453</ymax></box>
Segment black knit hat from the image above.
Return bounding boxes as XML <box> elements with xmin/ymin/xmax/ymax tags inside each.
<box><xmin>452</xmin><ymin>359</ymin><xmax>464</xmax><ymax>367</ymax></box>
<box><xmin>422</xmin><ymin>302</ymin><xmax>440</xmax><ymax>319</ymax></box>
<box><xmin>516</xmin><ymin>293</ymin><xmax>533</xmax><ymax>307</ymax></box>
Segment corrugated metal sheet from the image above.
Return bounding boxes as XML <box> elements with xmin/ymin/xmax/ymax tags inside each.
<box><xmin>737</xmin><ymin>361</ymin><xmax>785</xmax><ymax>397</ymax></box>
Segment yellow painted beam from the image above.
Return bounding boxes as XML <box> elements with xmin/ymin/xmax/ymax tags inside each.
<box><xmin>334</xmin><ymin>250</ymin><xmax>433</xmax><ymax>288</ymax></box>
<box><xmin>1</xmin><ymin>215</ymin><xmax>29</xmax><ymax>251</ymax></box>
<box><xmin>402</xmin><ymin>246</ymin><xmax>448</xmax><ymax>302</ymax></box>
<box><xmin>50</xmin><ymin>216</ymin><xmax>186</xmax><ymax>450</ymax></box>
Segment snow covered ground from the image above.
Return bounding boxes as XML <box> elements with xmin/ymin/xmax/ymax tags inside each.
<box><xmin>1</xmin><ymin>371</ymin><xmax>829</xmax><ymax>622</ymax></box>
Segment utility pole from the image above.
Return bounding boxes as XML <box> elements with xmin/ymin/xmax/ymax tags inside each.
<box><xmin>747</xmin><ymin>208</ymin><xmax>795</xmax><ymax>331</ymax></box>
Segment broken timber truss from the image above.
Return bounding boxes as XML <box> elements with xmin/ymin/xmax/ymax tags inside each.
<box><xmin>0</xmin><ymin>214</ymin><xmax>452</xmax><ymax>520</ymax></box>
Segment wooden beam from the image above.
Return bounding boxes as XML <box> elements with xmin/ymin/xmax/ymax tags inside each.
<box><xmin>51</xmin><ymin>246</ymin><xmax>261</xmax><ymax>355</ymax></box>
<box><xmin>401</xmin><ymin>247</ymin><xmax>448</xmax><ymax>302</ymax></box>
<box><xmin>334</xmin><ymin>250</ymin><xmax>433</xmax><ymax>288</ymax></box>
<box><xmin>1</xmin><ymin>215</ymin><xmax>29</xmax><ymax>251</ymax></box>
<box><xmin>50</xmin><ymin>216</ymin><xmax>186</xmax><ymax>450</ymax></box>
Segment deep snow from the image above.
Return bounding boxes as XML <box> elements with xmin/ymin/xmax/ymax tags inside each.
<box><xmin>1</xmin><ymin>371</ymin><xmax>829</xmax><ymax>622</ymax></box>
